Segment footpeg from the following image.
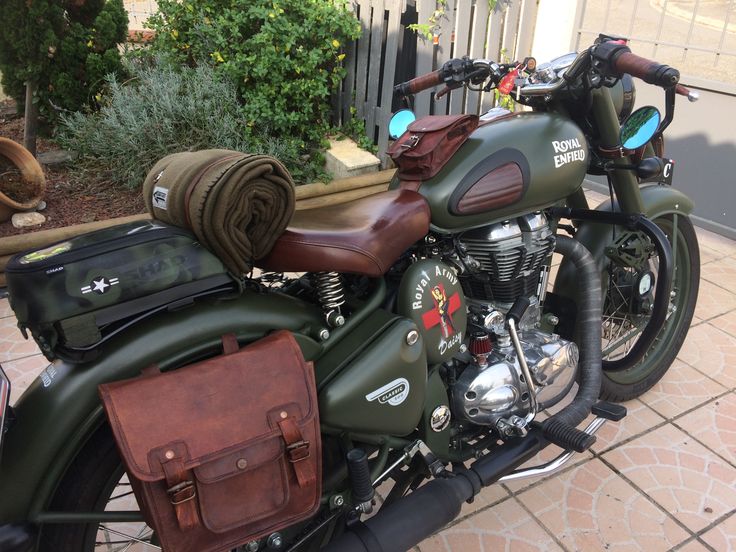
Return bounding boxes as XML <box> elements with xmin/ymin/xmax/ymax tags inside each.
<box><xmin>541</xmin><ymin>418</ymin><xmax>597</xmax><ymax>453</ymax></box>
<box><xmin>592</xmin><ymin>401</ymin><xmax>627</xmax><ymax>421</ymax></box>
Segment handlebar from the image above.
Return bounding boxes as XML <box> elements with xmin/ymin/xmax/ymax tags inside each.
<box><xmin>593</xmin><ymin>42</ymin><xmax>680</xmax><ymax>88</ymax></box>
<box><xmin>394</xmin><ymin>70</ymin><xmax>443</xmax><ymax>96</ymax></box>
<box><xmin>612</xmin><ymin>51</ymin><xmax>680</xmax><ymax>87</ymax></box>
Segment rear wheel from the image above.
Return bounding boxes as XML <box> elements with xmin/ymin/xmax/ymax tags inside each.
<box><xmin>599</xmin><ymin>214</ymin><xmax>699</xmax><ymax>401</ymax></box>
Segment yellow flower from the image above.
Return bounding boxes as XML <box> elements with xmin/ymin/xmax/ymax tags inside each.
<box><xmin>337</xmin><ymin>53</ymin><xmax>346</xmax><ymax>61</ymax></box>
<box><xmin>212</xmin><ymin>51</ymin><xmax>224</xmax><ymax>63</ymax></box>
<box><xmin>86</xmin><ymin>39</ymin><xmax>94</xmax><ymax>48</ymax></box>
<box><xmin>170</xmin><ymin>29</ymin><xmax>179</xmax><ymax>39</ymax></box>
<box><xmin>332</xmin><ymin>39</ymin><xmax>340</xmax><ymax>48</ymax></box>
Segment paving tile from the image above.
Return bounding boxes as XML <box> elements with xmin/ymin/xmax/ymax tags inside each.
<box><xmin>674</xmin><ymin>392</ymin><xmax>736</xmax><ymax>466</ymax></box>
<box><xmin>423</xmin><ymin>497</ymin><xmax>562</xmax><ymax>552</ymax></box>
<box><xmin>674</xmin><ymin>538</ymin><xmax>714</xmax><ymax>552</ymax></box>
<box><xmin>516</xmin><ymin>458</ymin><xmax>690</xmax><ymax>551</ymax></box>
<box><xmin>591</xmin><ymin>398</ymin><xmax>666</xmax><ymax>453</ymax></box>
<box><xmin>700</xmin><ymin>255</ymin><xmax>736</xmax><ymax>290</ymax></box>
<box><xmin>602</xmin><ymin>423</ymin><xmax>736</xmax><ymax>533</ymax></box>
<box><xmin>637</xmin><ymin>359</ymin><xmax>727</xmax><ymax>419</ymax></box>
<box><xmin>698</xmin><ymin>246</ymin><xmax>723</xmax><ymax>266</ymax></box>
<box><xmin>710</xmin><ymin>309</ymin><xmax>736</xmax><ymax>340</ymax></box>
<box><xmin>2</xmin><ymin>354</ymin><xmax>51</xmax><ymax>405</ymax></box>
<box><xmin>0</xmin><ymin>316</ymin><xmax>42</xmax><ymax>362</ymax></box>
<box><xmin>678</xmin><ymin>323</ymin><xmax>736</xmax><ymax>390</ymax></box>
<box><xmin>695</xmin><ymin>227</ymin><xmax>736</xmax><ymax>257</ymax></box>
<box><xmin>694</xmin><ymin>280</ymin><xmax>736</xmax><ymax>321</ymax></box>
<box><xmin>0</xmin><ymin>297</ymin><xmax>12</xmax><ymax>319</ymax></box>
<box><xmin>700</xmin><ymin>511</ymin><xmax>736</xmax><ymax>552</ymax></box>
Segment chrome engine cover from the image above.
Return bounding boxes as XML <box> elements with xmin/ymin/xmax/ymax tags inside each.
<box><xmin>452</xmin><ymin>330</ymin><xmax>578</xmax><ymax>426</ymax></box>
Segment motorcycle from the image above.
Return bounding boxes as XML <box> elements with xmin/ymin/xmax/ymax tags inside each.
<box><xmin>0</xmin><ymin>34</ymin><xmax>700</xmax><ymax>551</ymax></box>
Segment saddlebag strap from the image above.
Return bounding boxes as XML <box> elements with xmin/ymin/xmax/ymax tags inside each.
<box><xmin>161</xmin><ymin>455</ymin><xmax>199</xmax><ymax>531</ymax></box>
<box><xmin>278</xmin><ymin>417</ymin><xmax>314</xmax><ymax>488</ymax></box>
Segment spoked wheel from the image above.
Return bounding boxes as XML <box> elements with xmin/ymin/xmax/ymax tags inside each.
<box><xmin>599</xmin><ymin>214</ymin><xmax>700</xmax><ymax>401</ymax></box>
<box><xmin>38</xmin><ymin>423</ymin><xmax>159</xmax><ymax>551</ymax></box>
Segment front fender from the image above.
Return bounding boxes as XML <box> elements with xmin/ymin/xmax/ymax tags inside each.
<box><xmin>0</xmin><ymin>291</ymin><xmax>323</xmax><ymax>523</ymax></box>
<box><xmin>553</xmin><ymin>184</ymin><xmax>694</xmax><ymax>301</ymax></box>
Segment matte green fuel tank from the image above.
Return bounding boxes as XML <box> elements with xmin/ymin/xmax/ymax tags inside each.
<box><xmin>392</xmin><ymin>112</ymin><xmax>588</xmax><ymax>232</ymax></box>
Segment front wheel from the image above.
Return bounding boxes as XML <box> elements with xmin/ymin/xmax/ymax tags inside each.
<box><xmin>599</xmin><ymin>214</ymin><xmax>700</xmax><ymax>401</ymax></box>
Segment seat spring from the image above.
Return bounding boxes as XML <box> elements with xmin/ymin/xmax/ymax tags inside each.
<box><xmin>313</xmin><ymin>272</ymin><xmax>346</xmax><ymax>327</ymax></box>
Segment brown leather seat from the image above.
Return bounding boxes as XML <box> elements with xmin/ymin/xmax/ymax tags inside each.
<box><xmin>257</xmin><ymin>190</ymin><xmax>430</xmax><ymax>277</ymax></box>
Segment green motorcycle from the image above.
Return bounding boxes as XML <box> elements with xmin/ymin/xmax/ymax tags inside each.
<box><xmin>0</xmin><ymin>35</ymin><xmax>699</xmax><ymax>551</ymax></box>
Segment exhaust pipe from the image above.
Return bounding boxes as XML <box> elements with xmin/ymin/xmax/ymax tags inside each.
<box><xmin>322</xmin><ymin>236</ymin><xmax>607</xmax><ymax>552</ymax></box>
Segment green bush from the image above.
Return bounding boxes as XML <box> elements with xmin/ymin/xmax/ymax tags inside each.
<box><xmin>146</xmin><ymin>0</ymin><xmax>360</xmax><ymax>148</ymax></box>
<box><xmin>0</xmin><ymin>0</ymin><xmax>127</xmax><ymax>121</ymax></box>
<box><xmin>58</xmin><ymin>59</ymin><xmax>315</xmax><ymax>188</ymax></box>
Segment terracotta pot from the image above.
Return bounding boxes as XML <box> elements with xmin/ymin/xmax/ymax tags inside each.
<box><xmin>0</xmin><ymin>137</ymin><xmax>46</xmax><ymax>223</ymax></box>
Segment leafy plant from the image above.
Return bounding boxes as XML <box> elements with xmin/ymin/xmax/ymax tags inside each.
<box><xmin>0</xmin><ymin>0</ymin><xmax>127</xmax><ymax>122</ymax></box>
<box><xmin>145</xmin><ymin>0</ymin><xmax>361</xmax><ymax>150</ymax></box>
<box><xmin>58</xmin><ymin>59</ymin><xmax>322</xmax><ymax>188</ymax></box>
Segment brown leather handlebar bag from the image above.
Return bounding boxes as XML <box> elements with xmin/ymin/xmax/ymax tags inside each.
<box><xmin>99</xmin><ymin>330</ymin><xmax>321</xmax><ymax>552</ymax></box>
<box><xmin>387</xmin><ymin>114</ymin><xmax>479</xmax><ymax>180</ymax></box>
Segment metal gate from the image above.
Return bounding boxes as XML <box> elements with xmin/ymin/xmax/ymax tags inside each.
<box><xmin>573</xmin><ymin>0</ymin><xmax>736</xmax><ymax>93</ymax></box>
<box><xmin>574</xmin><ymin>0</ymin><xmax>736</xmax><ymax>238</ymax></box>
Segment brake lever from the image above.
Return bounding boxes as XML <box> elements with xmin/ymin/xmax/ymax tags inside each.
<box><xmin>435</xmin><ymin>86</ymin><xmax>451</xmax><ymax>100</ymax></box>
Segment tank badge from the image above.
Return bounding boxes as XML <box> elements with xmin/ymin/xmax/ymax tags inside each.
<box><xmin>81</xmin><ymin>276</ymin><xmax>120</xmax><ymax>295</ymax></box>
<box><xmin>552</xmin><ymin>138</ymin><xmax>585</xmax><ymax>168</ymax></box>
<box><xmin>366</xmin><ymin>378</ymin><xmax>410</xmax><ymax>406</ymax></box>
<box><xmin>430</xmin><ymin>405</ymin><xmax>451</xmax><ymax>432</ymax></box>
<box><xmin>423</xmin><ymin>283</ymin><xmax>461</xmax><ymax>339</ymax></box>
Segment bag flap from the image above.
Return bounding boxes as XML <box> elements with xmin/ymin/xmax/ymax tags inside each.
<box><xmin>99</xmin><ymin>330</ymin><xmax>314</xmax><ymax>482</ymax></box>
<box><xmin>407</xmin><ymin>114</ymin><xmax>478</xmax><ymax>133</ymax></box>
<box><xmin>192</xmin><ymin>435</ymin><xmax>283</xmax><ymax>484</ymax></box>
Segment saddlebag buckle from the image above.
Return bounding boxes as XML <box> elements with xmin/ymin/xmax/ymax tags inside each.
<box><xmin>167</xmin><ymin>480</ymin><xmax>196</xmax><ymax>505</ymax></box>
<box><xmin>287</xmin><ymin>440</ymin><xmax>311</xmax><ymax>462</ymax></box>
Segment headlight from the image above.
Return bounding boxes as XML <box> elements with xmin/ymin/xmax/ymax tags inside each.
<box><xmin>611</xmin><ymin>73</ymin><xmax>636</xmax><ymax>122</ymax></box>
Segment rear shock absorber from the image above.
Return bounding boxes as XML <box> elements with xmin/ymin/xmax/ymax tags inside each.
<box><xmin>313</xmin><ymin>272</ymin><xmax>346</xmax><ymax>327</ymax></box>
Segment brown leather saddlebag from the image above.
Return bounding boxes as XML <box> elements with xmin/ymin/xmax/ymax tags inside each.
<box><xmin>98</xmin><ymin>331</ymin><xmax>321</xmax><ymax>552</ymax></box>
<box><xmin>387</xmin><ymin>114</ymin><xmax>479</xmax><ymax>180</ymax></box>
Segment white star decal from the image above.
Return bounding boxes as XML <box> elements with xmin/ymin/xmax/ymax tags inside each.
<box><xmin>92</xmin><ymin>278</ymin><xmax>110</xmax><ymax>293</ymax></box>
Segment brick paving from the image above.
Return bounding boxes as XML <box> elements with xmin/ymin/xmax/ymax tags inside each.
<box><xmin>1</xmin><ymin>195</ymin><xmax>734</xmax><ymax>551</ymax></box>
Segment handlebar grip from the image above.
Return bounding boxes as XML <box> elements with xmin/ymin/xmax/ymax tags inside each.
<box><xmin>613</xmin><ymin>51</ymin><xmax>680</xmax><ymax>87</ymax></box>
<box><xmin>395</xmin><ymin>70</ymin><xmax>444</xmax><ymax>96</ymax></box>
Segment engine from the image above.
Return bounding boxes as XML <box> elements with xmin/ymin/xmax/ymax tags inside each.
<box><xmin>450</xmin><ymin>213</ymin><xmax>579</xmax><ymax>436</ymax></box>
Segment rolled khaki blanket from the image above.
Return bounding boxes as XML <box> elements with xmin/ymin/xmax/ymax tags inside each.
<box><xmin>143</xmin><ymin>150</ymin><xmax>295</xmax><ymax>275</ymax></box>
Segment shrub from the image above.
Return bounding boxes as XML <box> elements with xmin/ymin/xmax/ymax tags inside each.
<box><xmin>58</xmin><ymin>59</ymin><xmax>315</xmax><ymax>188</ymax></box>
<box><xmin>146</xmin><ymin>0</ymin><xmax>360</xmax><ymax>149</ymax></box>
<box><xmin>0</xmin><ymin>0</ymin><xmax>128</xmax><ymax>122</ymax></box>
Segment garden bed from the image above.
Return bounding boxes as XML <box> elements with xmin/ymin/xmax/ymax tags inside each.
<box><xmin>0</xmin><ymin>100</ymin><xmax>146</xmax><ymax>238</ymax></box>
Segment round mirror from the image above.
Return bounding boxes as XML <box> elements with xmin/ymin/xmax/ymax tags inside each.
<box><xmin>620</xmin><ymin>106</ymin><xmax>661</xmax><ymax>150</ymax></box>
<box><xmin>388</xmin><ymin>109</ymin><xmax>416</xmax><ymax>140</ymax></box>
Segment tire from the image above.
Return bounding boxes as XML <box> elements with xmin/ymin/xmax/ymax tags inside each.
<box><xmin>599</xmin><ymin>214</ymin><xmax>700</xmax><ymax>401</ymax></box>
<box><xmin>37</xmin><ymin>422</ymin><xmax>155</xmax><ymax>551</ymax></box>
<box><xmin>37</xmin><ymin>422</ymin><xmax>337</xmax><ymax>551</ymax></box>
